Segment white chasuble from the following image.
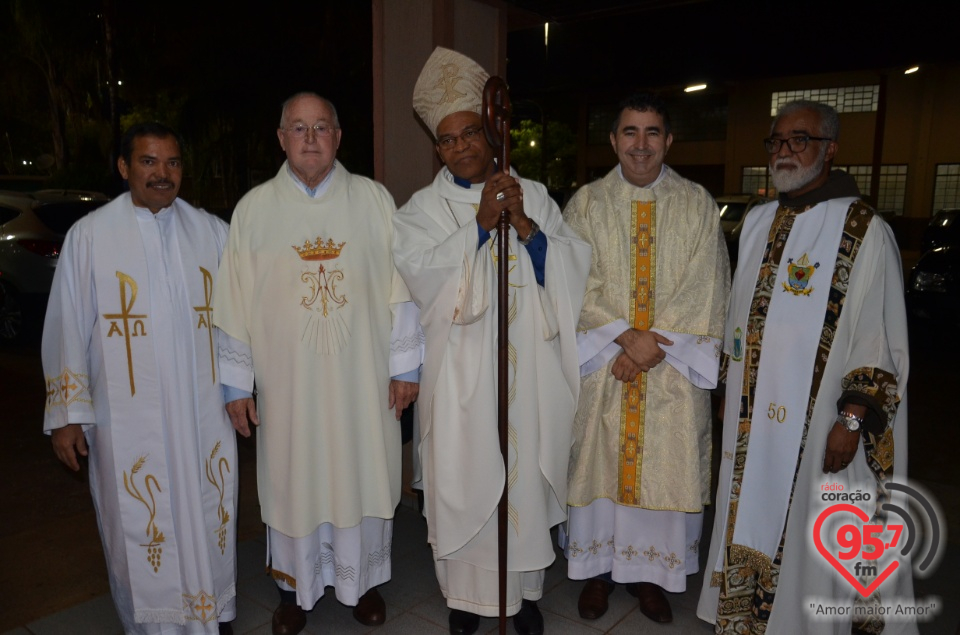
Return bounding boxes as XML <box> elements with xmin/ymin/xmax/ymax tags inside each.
<box><xmin>213</xmin><ymin>162</ymin><xmax>406</xmax><ymax>537</ymax></box>
<box><xmin>42</xmin><ymin>195</ymin><xmax>237</xmax><ymax>631</ymax></box>
<box><xmin>393</xmin><ymin>168</ymin><xmax>590</xmax><ymax>579</ymax></box>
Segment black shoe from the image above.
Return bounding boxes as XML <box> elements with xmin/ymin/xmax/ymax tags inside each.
<box><xmin>449</xmin><ymin>608</ymin><xmax>480</xmax><ymax>635</ymax></box>
<box><xmin>513</xmin><ymin>599</ymin><xmax>544</xmax><ymax>635</ymax></box>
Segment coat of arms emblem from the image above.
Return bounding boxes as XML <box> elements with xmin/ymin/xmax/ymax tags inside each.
<box><xmin>782</xmin><ymin>253</ymin><xmax>820</xmax><ymax>296</ymax></box>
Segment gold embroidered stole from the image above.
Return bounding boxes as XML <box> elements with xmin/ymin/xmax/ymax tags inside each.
<box><xmin>618</xmin><ymin>200</ymin><xmax>655</xmax><ymax>505</ymax></box>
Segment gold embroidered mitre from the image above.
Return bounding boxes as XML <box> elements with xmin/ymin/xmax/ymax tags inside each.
<box><xmin>412</xmin><ymin>47</ymin><xmax>489</xmax><ymax>138</ymax></box>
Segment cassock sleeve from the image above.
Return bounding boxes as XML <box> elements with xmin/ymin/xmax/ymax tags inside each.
<box><xmin>836</xmin><ymin>217</ymin><xmax>908</xmax><ymax>435</ymax></box>
<box><xmin>390</xmin><ymin>301</ymin><xmax>423</xmax><ymax>378</ymax></box>
<box><xmin>42</xmin><ymin>222</ymin><xmax>97</xmax><ymax>431</ymax></box>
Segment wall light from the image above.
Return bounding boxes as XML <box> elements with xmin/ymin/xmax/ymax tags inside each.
<box><xmin>684</xmin><ymin>84</ymin><xmax>707</xmax><ymax>93</ymax></box>
<box><xmin>904</xmin><ymin>66</ymin><xmax>919</xmax><ymax>75</ymax></box>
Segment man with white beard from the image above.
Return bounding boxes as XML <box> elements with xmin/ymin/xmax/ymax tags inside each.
<box><xmin>697</xmin><ymin>101</ymin><xmax>916</xmax><ymax>634</ymax></box>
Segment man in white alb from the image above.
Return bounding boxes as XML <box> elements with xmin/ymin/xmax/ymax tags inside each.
<box><xmin>213</xmin><ymin>93</ymin><xmax>420</xmax><ymax>635</ymax></box>
<box><xmin>697</xmin><ymin>100</ymin><xmax>915</xmax><ymax>635</ymax></box>
<box><xmin>393</xmin><ymin>47</ymin><xmax>591</xmax><ymax>635</ymax></box>
<box><xmin>43</xmin><ymin>122</ymin><xmax>238</xmax><ymax>634</ymax></box>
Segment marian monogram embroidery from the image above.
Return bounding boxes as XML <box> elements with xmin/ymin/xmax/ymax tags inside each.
<box><xmin>436</xmin><ymin>63</ymin><xmax>467</xmax><ymax>104</ymax></box>
<box><xmin>103</xmin><ymin>271</ymin><xmax>148</xmax><ymax>396</ymax></box>
<box><xmin>293</xmin><ymin>235</ymin><xmax>350</xmax><ymax>355</ymax></box>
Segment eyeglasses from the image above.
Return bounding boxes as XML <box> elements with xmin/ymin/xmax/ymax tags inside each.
<box><xmin>437</xmin><ymin>127</ymin><xmax>482</xmax><ymax>150</ymax></box>
<box><xmin>284</xmin><ymin>123</ymin><xmax>336</xmax><ymax>138</ymax></box>
<box><xmin>763</xmin><ymin>135</ymin><xmax>833</xmax><ymax>154</ymax></box>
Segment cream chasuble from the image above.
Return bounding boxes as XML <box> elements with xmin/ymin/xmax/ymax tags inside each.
<box><xmin>213</xmin><ymin>162</ymin><xmax>407</xmax><ymax>537</ymax></box>
<box><xmin>42</xmin><ymin>194</ymin><xmax>237</xmax><ymax>632</ymax></box>
<box><xmin>564</xmin><ymin>167</ymin><xmax>729</xmax><ymax>512</ymax></box>
<box><xmin>393</xmin><ymin>168</ymin><xmax>590</xmax><ymax>580</ymax></box>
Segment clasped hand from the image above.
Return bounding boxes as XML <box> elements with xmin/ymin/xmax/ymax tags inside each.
<box><xmin>611</xmin><ymin>328</ymin><xmax>674</xmax><ymax>383</ymax></box>
<box><xmin>476</xmin><ymin>172</ymin><xmax>532</xmax><ymax>238</ymax></box>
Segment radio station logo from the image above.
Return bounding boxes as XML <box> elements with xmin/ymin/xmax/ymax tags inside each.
<box><xmin>809</xmin><ymin>479</ymin><xmax>944</xmax><ymax>622</ymax></box>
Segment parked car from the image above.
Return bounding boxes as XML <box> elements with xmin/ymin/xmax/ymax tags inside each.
<box><xmin>715</xmin><ymin>194</ymin><xmax>772</xmax><ymax>265</ymax></box>
<box><xmin>906</xmin><ymin>245</ymin><xmax>960</xmax><ymax>332</ymax></box>
<box><xmin>0</xmin><ymin>189</ymin><xmax>109</xmax><ymax>342</ymax></box>
<box><xmin>920</xmin><ymin>208</ymin><xmax>960</xmax><ymax>254</ymax></box>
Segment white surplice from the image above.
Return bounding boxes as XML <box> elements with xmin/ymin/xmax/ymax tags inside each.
<box><xmin>42</xmin><ymin>194</ymin><xmax>237</xmax><ymax>633</ymax></box>
<box><xmin>393</xmin><ymin>167</ymin><xmax>591</xmax><ymax>616</ymax></box>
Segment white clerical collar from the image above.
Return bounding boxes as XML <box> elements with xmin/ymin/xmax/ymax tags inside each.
<box><xmin>287</xmin><ymin>162</ymin><xmax>337</xmax><ymax>198</ymax></box>
<box><xmin>132</xmin><ymin>202</ymin><xmax>174</xmax><ymax>219</ymax></box>
<box><xmin>443</xmin><ymin>167</ymin><xmax>485</xmax><ymax>192</ymax></box>
<box><xmin>616</xmin><ymin>163</ymin><xmax>667</xmax><ymax>189</ymax></box>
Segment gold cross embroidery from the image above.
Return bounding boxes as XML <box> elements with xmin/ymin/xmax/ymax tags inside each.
<box><xmin>59</xmin><ymin>373</ymin><xmax>78</xmax><ymax>401</ymax></box>
<box><xmin>102</xmin><ymin>272</ymin><xmax>147</xmax><ymax>396</ymax></box>
<box><xmin>193</xmin><ymin>267</ymin><xmax>216</xmax><ymax>383</ymax></box>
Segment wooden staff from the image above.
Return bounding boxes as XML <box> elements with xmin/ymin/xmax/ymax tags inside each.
<box><xmin>482</xmin><ymin>75</ymin><xmax>511</xmax><ymax>635</ymax></box>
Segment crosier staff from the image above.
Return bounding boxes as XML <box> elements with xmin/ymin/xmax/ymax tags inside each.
<box><xmin>482</xmin><ymin>75</ymin><xmax>511</xmax><ymax>635</ymax></box>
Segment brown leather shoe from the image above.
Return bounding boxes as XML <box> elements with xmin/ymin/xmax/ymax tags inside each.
<box><xmin>272</xmin><ymin>601</ymin><xmax>307</xmax><ymax>635</ymax></box>
<box><xmin>578</xmin><ymin>578</ymin><xmax>615</xmax><ymax>619</ymax></box>
<box><xmin>626</xmin><ymin>582</ymin><xmax>672</xmax><ymax>623</ymax></box>
<box><xmin>353</xmin><ymin>588</ymin><xmax>386</xmax><ymax>626</ymax></box>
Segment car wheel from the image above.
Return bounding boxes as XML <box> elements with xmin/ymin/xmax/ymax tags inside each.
<box><xmin>0</xmin><ymin>280</ymin><xmax>24</xmax><ymax>343</ymax></box>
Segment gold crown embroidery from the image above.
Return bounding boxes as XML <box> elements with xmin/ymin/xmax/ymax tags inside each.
<box><xmin>292</xmin><ymin>237</ymin><xmax>346</xmax><ymax>261</ymax></box>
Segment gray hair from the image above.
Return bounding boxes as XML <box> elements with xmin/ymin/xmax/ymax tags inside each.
<box><xmin>771</xmin><ymin>100</ymin><xmax>839</xmax><ymax>141</ymax></box>
<box><xmin>279</xmin><ymin>92</ymin><xmax>340</xmax><ymax>129</ymax></box>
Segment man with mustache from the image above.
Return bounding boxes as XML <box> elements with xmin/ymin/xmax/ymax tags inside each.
<box><xmin>213</xmin><ymin>93</ymin><xmax>420</xmax><ymax>635</ymax></box>
<box><xmin>562</xmin><ymin>92</ymin><xmax>730</xmax><ymax>624</ymax></box>
<box><xmin>43</xmin><ymin>122</ymin><xmax>238</xmax><ymax>633</ymax></box>
<box><xmin>393</xmin><ymin>47</ymin><xmax>590</xmax><ymax>635</ymax></box>
<box><xmin>697</xmin><ymin>101</ymin><xmax>915</xmax><ymax>633</ymax></box>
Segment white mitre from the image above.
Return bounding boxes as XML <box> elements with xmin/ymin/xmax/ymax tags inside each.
<box><xmin>412</xmin><ymin>47</ymin><xmax>489</xmax><ymax>138</ymax></box>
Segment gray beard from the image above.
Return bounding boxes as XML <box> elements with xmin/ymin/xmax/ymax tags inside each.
<box><xmin>771</xmin><ymin>149</ymin><xmax>827</xmax><ymax>194</ymax></box>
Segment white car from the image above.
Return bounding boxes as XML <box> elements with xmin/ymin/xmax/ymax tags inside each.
<box><xmin>0</xmin><ymin>189</ymin><xmax>108</xmax><ymax>342</ymax></box>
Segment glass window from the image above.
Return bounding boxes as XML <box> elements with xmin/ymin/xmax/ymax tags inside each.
<box><xmin>741</xmin><ymin>166</ymin><xmax>774</xmax><ymax>197</ymax></box>
<box><xmin>770</xmin><ymin>86</ymin><xmax>879</xmax><ymax>116</ymax></box>
<box><xmin>835</xmin><ymin>165</ymin><xmax>907</xmax><ymax>213</ymax></box>
<box><xmin>933</xmin><ymin>164</ymin><xmax>960</xmax><ymax>211</ymax></box>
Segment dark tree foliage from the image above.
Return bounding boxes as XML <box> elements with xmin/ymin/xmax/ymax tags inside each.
<box><xmin>0</xmin><ymin>0</ymin><xmax>374</xmax><ymax>209</ymax></box>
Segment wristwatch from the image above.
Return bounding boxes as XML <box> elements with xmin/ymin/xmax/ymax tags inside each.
<box><xmin>836</xmin><ymin>412</ymin><xmax>863</xmax><ymax>432</ymax></box>
<box><xmin>519</xmin><ymin>221</ymin><xmax>540</xmax><ymax>246</ymax></box>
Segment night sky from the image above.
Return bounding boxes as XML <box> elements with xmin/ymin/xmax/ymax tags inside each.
<box><xmin>2</xmin><ymin>0</ymin><xmax>956</xmax><ymax>204</ymax></box>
